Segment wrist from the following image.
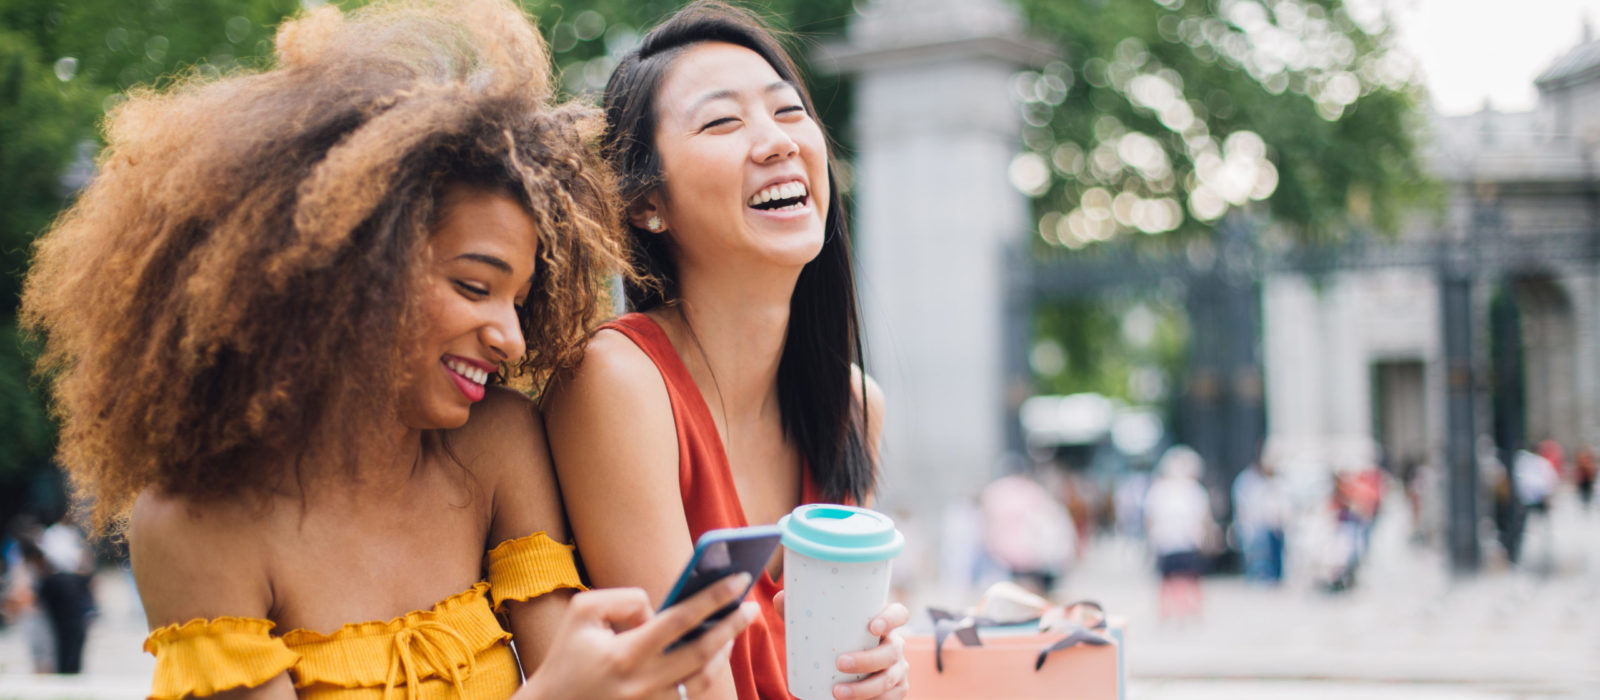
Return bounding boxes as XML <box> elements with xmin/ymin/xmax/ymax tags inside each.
<box><xmin>515</xmin><ymin>673</ymin><xmax>553</xmax><ymax>700</ymax></box>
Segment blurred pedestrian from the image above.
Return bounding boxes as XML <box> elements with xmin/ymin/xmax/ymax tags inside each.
<box><xmin>1537</xmin><ymin>437</ymin><xmax>1566</xmax><ymax>482</ymax></box>
<box><xmin>1232</xmin><ymin>457</ymin><xmax>1288</xmax><ymax>585</ymax></box>
<box><xmin>1324</xmin><ymin>447</ymin><xmax>1382</xmax><ymax>593</ymax></box>
<box><xmin>2</xmin><ymin>515</ymin><xmax>55</xmax><ymax>673</ymax></box>
<box><xmin>1514</xmin><ymin>448</ymin><xmax>1559</xmax><ymax>574</ymax></box>
<box><xmin>1409</xmin><ymin>459</ymin><xmax>1444</xmax><ymax>546</ymax></box>
<box><xmin>1575</xmin><ymin>445</ymin><xmax>1596</xmax><ymax>508</ymax></box>
<box><xmin>35</xmin><ymin>513</ymin><xmax>94</xmax><ymax>674</ymax></box>
<box><xmin>979</xmin><ymin>465</ymin><xmax>1077</xmax><ymax>596</ymax></box>
<box><xmin>1113</xmin><ymin>469</ymin><xmax>1152</xmax><ymax>538</ymax></box>
<box><xmin>943</xmin><ymin>495</ymin><xmax>1006</xmax><ymax>595</ymax></box>
<box><xmin>1058</xmin><ymin>468</ymin><xmax>1103</xmax><ymax>553</ymax></box>
<box><xmin>1480</xmin><ymin>435</ymin><xmax>1522</xmax><ymax>564</ymax></box>
<box><xmin>1145</xmin><ymin>446</ymin><xmax>1212</xmax><ymax>621</ymax></box>
<box><xmin>1515</xmin><ymin>449</ymin><xmax>1559</xmax><ymax>517</ymax></box>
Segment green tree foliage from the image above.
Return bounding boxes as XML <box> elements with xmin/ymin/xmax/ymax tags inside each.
<box><xmin>0</xmin><ymin>0</ymin><xmax>297</xmax><ymax>476</ymax></box>
<box><xmin>1031</xmin><ymin>296</ymin><xmax>1186</xmax><ymax>403</ymax></box>
<box><xmin>520</xmin><ymin>0</ymin><xmax>857</xmax><ymax>148</ymax></box>
<box><xmin>1007</xmin><ymin>0</ymin><xmax>1432</xmax><ymax>406</ymax></box>
<box><xmin>0</xmin><ymin>27</ymin><xmax>96</xmax><ymax>311</ymax></box>
<box><xmin>1014</xmin><ymin>0</ymin><xmax>1430</xmax><ymax>248</ymax></box>
<box><xmin>2</xmin><ymin>0</ymin><xmax>299</xmax><ymax>307</ymax></box>
<box><xmin>0</xmin><ymin>324</ymin><xmax>52</xmax><ymax>474</ymax></box>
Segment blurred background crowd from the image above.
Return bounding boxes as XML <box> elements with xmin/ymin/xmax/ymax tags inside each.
<box><xmin>3</xmin><ymin>0</ymin><xmax>1600</xmax><ymax>696</ymax></box>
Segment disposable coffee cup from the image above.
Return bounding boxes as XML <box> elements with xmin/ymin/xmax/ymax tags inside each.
<box><xmin>779</xmin><ymin>504</ymin><xmax>905</xmax><ymax>699</ymax></box>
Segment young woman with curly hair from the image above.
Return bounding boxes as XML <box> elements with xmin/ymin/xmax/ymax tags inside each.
<box><xmin>543</xmin><ymin>3</ymin><xmax>910</xmax><ymax>698</ymax></box>
<box><xmin>20</xmin><ymin>1</ymin><xmax>753</xmax><ymax>697</ymax></box>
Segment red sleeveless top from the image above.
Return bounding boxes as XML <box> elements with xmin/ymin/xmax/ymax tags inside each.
<box><xmin>601</xmin><ymin>312</ymin><xmax>836</xmax><ymax>700</ymax></box>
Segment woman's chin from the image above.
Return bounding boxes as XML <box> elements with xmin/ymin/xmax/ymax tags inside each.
<box><xmin>765</xmin><ymin>231</ymin><xmax>827</xmax><ymax>269</ymax></box>
<box><xmin>399</xmin><ymin>404</ymin><xmax>473</xmax><ymax>433</ymax></box>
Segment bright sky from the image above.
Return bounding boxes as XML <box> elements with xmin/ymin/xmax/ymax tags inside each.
<box><xmin>1387</xmin><ymin>0</ymin><xmax>1600</xmax><ymax>115</ymax></box>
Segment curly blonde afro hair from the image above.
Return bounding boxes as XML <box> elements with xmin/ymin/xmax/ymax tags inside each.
<box><xmin>21</xmin><ymin>0</ymin><xmax>628</xmax><ymax>533</ymax></box>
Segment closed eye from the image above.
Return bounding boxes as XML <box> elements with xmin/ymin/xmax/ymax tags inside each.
<box><xmin>777</xmin><ymin>105</ymin><xmax>805</xmax><ymax>116</ymax></box>
<box><xmin>454</xmin><ymin>280</ymin><xmax>488</xmax><ymax>298</ymax></box>
<box><xmin>700</xmin><ymin>116</ymin><xmax>739</xmax><ymax>131</ymax></box>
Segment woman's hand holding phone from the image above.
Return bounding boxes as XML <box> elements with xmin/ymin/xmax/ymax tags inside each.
<box><xmin>518</xmin><ymin>575</ymin><xmax>759</xmax><ymax>700</ymax></box>
<box><xmin>773</xmin><ymin>591</ymin><xmax>911</xmax><ymax>700</ymax></box>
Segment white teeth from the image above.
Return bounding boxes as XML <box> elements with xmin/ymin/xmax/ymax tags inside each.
<box><xmin>747</xmin><ymin>181</ymin><xmax>808</xmax><ymax>207</ymax></box>
<box><xmin>446</xmin><ymin>359</ymin><xmax>488</xmax><ymax>386</ymax></box>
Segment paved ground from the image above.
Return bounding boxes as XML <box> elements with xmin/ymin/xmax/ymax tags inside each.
<box><xmin>1074</xmin><ymin>490</ymin><xmax>1600</xmax><ymax>696</ymax></box>
<box><xmin>904</xmin><ymin>485</ymin><xmax>1600</xmax><ymax>698</ymax></box>
<box><xmin>1134</xmin><ymin>489</ymin><xmax>1597</xmax><ymax>697</ymax></box>
<box><xmin>2</xmin><ymin>488</ymin><xmax>1598</xmax><ymax>698</ymax></box>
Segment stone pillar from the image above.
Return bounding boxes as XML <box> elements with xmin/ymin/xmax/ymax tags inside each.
<box><xmin>818</xmin><ymin>0</ymin><xmax>1055</xmax><ymax>525</ymax></box>
<box><xmin>1571</xmin><ymin>271</ymin><xmax>1600</xmax><ymax>444</ymax></box>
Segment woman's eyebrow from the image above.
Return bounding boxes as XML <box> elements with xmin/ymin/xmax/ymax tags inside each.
<box><xmin>451</xmin><ymin>252</ymin><xmax>512</xmax><ymax>274</ymax></box>
<box><xmin>686</xmin><ymin>81</ymin><xmax>798</xmax><ymax>114</ymax></box>
<box><xmin>688</xmin><ymin>89</ymin><xmax>739</xmax><ymax>114</ymax></box>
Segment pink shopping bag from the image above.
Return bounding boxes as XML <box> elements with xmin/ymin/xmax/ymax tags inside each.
<box><xmin>904</xmin><ymin>619</ymin><xmax>1123</xmax><ymax>700</ymax></box>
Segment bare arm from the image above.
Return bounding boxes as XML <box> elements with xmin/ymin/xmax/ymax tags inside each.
<box><xmin>449</xmin><ymin>390</ymin><xmax>758</xmax><ymax>700</ymax></box>
<box><xmin>853</xmin><ymin>365</ymin><xmax>886</xmax><ymax>479</ymax></box>
<box><xmin>129</xmin><ymin>492</ymin><xmax>295</xmax><ymax>700</ymax></box>
<box><xmin>543</xmin><ymin>330</ymin><xmax>740</xmax><ymax>700</ymax></box>
<box><xmin>838</xmin><ymin>368</ymin><xmax>909</xmax><ymax>699</ymax></box>
<box><xmin>453</xmin><ymin>387</ymin><xmax>576</xmax><ymax>676</ymax></box>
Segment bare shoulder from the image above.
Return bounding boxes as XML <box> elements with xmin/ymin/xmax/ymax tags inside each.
<box><xmin>129</xmin><ymin>490</ymin><xmax>273</xmax><ymax>628</ymax></box>
<box><xmin>462</xmin><ymin>386</ymin><xmax>540</xmax><ymax>435</ymax></box>
<box><xmin>542</xmin><ymin>328</ymin><xmax>671</xmax><ymax>426</ymax></box>
<box><xmin>851</xmin><ymin>365</ymin><xmax>886</xmax><ymax>452</ymax></box>
<box><xmin>449</xmin><ymin>386</ymin><xmax>545</xmax><ymax>473</ymax></box>
<box><xmin>444</xmin><ymin>387</ymin><xmax>570</xmax><ymax>543</ymax></box>
<box><xmin>542</xmin><ymin>328</ymin><xmax>691</xmax><ymax>599</ymax></box>
<box><xmin>851</xmin><ymin>365</ymin><xmax>886</xmax><ymax>418</ymax></box>
<box><xmin>550</xmin><ymin>328</ymin><xmax>662</xmax><ymax>399</ymax></box>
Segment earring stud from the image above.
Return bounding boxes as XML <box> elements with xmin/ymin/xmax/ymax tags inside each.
<box><xmin>646</xmin><ymin>216</ymin><xmax>664</xmax><ymax>233</ymax></box>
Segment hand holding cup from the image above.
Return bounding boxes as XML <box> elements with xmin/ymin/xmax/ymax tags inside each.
<box><xmin>778</xmin><ymin>505</ymin><xmax>906</xmax><ymax>700</ymax></box>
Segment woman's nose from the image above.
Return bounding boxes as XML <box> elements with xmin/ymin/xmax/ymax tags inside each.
<box><xmin>482</xmin><ymin>304</ymin><xmax>526</xmax><ymax>362</ymax></box>
<box><xmin>752</xmin><ymin>119</ymin><xmax>799</xmax><ymax>163</ymax></box>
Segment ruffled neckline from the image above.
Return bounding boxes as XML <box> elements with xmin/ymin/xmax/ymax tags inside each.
<box><xmin>280</xmin><ymin>582</ymin><xmax>491</xmax><ymax>645</ymax></box>
<box><xmin>147</xmin><ymin>582</ymin><xmax>491</xmax><ymax>645</ymax></box>
<box><xmin>144</xmin><ymin>616</ymin><xmax>279</xmax><ymax>650</ymax></box>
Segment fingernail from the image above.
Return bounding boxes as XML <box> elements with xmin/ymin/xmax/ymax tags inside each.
<box><xmin>837</xmin><ymin>654</ymin><xmax>855</xmax><ymax>672</ymax></box>
<box><xmin>728</xmin><ymin>573</ymin><xmax>752</xmax><ymax>591</ymax></box>
<box><xmin>741</xmin><ymin>601</ymin><xmax>760</xmax><ymax>621</ymax></box>
<box><xmin>835</xmin><ymin>686</ymin><xmax>854</xmax><ymax>699</ymax></box>
<box><xmin>869</xmin><ymin>620</ymin><xmax>885</xmax><ymax>635</ymax></box>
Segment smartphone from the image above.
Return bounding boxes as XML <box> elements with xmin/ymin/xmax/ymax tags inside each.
<box><xmin>658</xmin><ymin>524</ymin><xmax>783</xmax><ymax>651</ymax></box>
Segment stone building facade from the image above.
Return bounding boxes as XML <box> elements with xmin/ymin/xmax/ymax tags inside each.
<box><xmin>1264</xmin><ymin>29</ymin><xmax>1600</xmax><ymax>484</ymax></box>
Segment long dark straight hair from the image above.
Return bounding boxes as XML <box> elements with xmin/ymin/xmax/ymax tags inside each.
<box><xmin>601</xmin><ymin>1</ymin><xmax>874</xmax><ymax>504</ymax></box>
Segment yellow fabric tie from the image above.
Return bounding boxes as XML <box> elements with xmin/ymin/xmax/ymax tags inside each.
<box><xmin>382</xmin><ymin>622</ymin><xmax>477</xmax><ymax>700</ymax></box>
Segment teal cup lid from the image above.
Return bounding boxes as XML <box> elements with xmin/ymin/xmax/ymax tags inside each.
<box><xmin>778</xmin><ymin>504</ymin><xmax>904</xmax><ymax>563</ymax></box>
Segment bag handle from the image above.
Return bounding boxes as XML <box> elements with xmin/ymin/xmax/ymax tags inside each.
<box><xmin>926</xmin><ymin>600</ymin><xmax>1112</xmax><ymax>673</ymax></box>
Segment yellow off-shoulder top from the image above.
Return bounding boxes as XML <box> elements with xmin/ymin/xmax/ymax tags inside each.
<box><xmin>143</xmin><ymin>532</ymin><xmax>585</xmax><ymax>700</ymax></box>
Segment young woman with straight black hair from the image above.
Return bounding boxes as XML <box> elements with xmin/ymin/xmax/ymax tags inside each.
<box><xmin>543</xmin><ymin>2</ymin><xmax>910</xmax><ymax>698</ymax></box>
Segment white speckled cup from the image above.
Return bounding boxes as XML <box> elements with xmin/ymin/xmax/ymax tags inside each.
<box><xmin>779</xmin><ymin>505</ymin><xmax>904</xmax><ymax>700</ymax></box>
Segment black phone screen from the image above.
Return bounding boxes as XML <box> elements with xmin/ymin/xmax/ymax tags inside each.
<box><xmin>660</xmin><ymin>527</ymin><xmax>781</xmax><ymax>651</ymax></box>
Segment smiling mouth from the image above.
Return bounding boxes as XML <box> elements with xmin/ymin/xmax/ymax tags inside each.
<box><xmin>748</xmin><ymin>181</ymin><xmax>809</xmax><ymax>212</ymax></box>
<box><xmin>443</xmin><ymin>356</ymin><xmax>489</xmax><ymax>402</ymax></box>
<box><xmin>445</xmin><ymin>358</ymin><xmax>489</xmax><ymax>385</ymax></box>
